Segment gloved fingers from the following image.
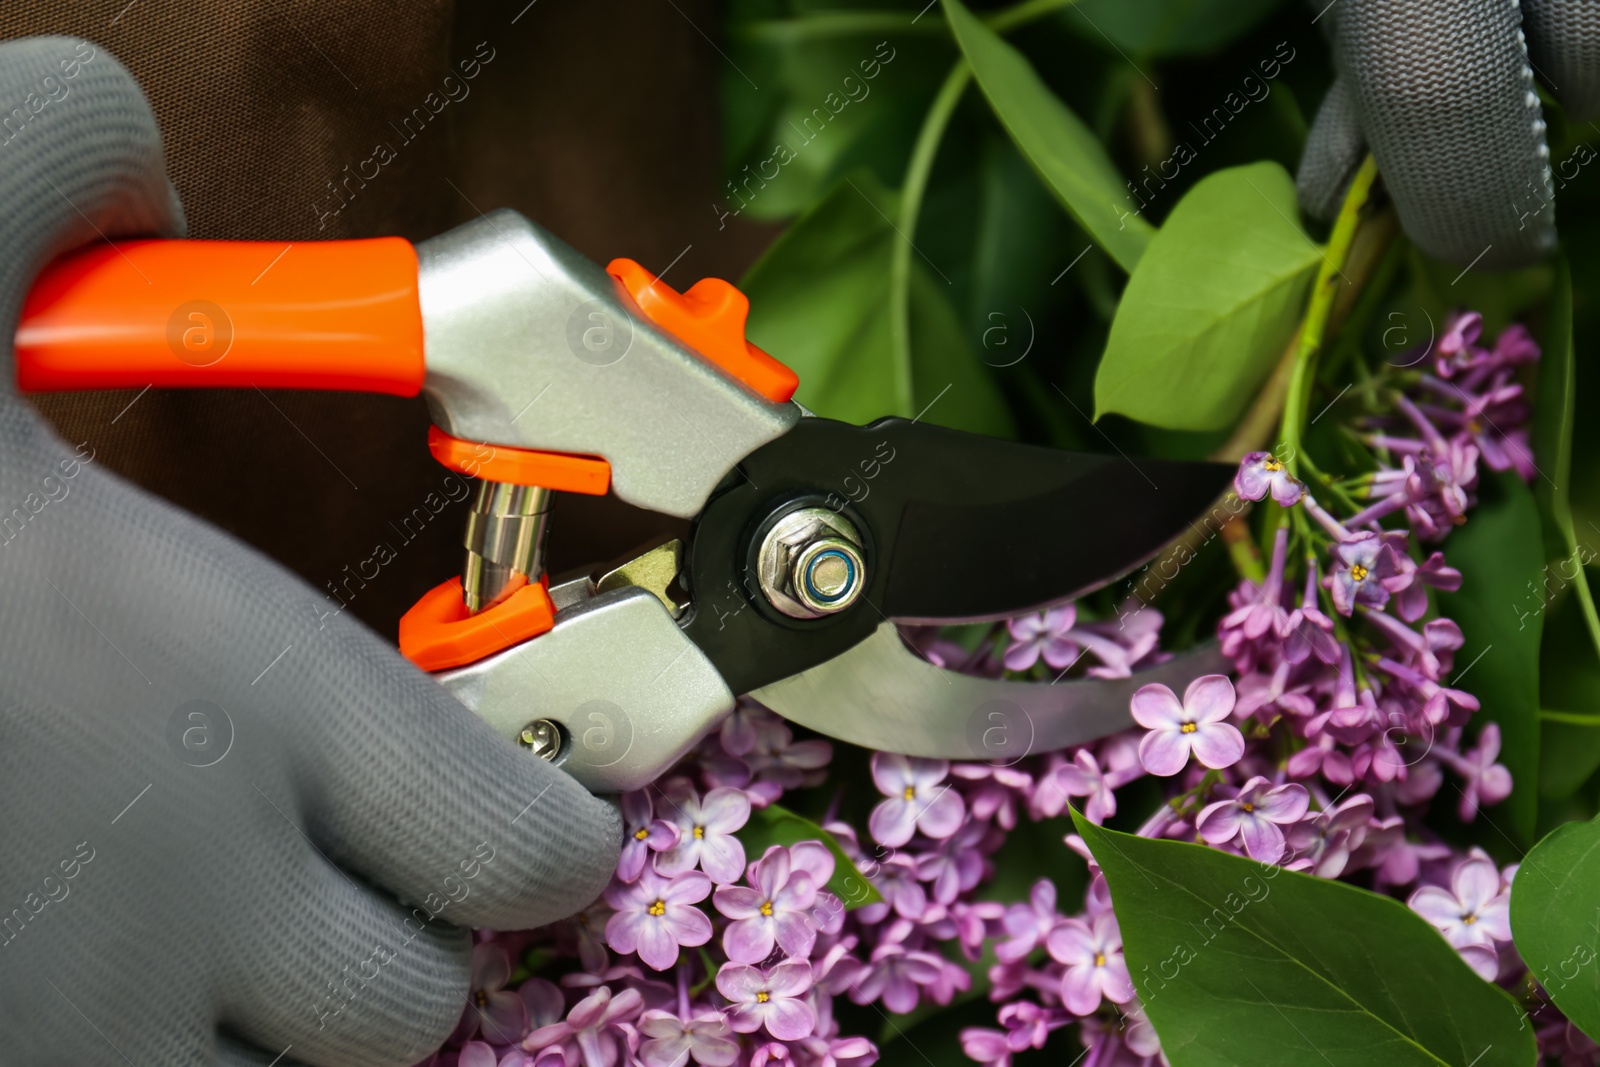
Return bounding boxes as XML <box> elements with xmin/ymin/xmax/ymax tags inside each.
<box><xmin>289</xmin><ymin>621</ymin><xmax>620</xmax><ymax>932</ymax></box>
<box><xmin>214</xmin><ymin>1032</ymin><xmax>317</xmax><ymax>1067</ymax></box>
<box><xmin>1328</xmin><ymin>0</ymin><xmax>1555</xmax><ymax>269</ymax></box>
<box><xmin>1297</xmin><ymin>75</ymin><xmax>1369</xmax><ymax>220</ymax></box>
<box><xmin>217</xmin><ymin>840</ymin><xmax>471</xmax><ymax>1067</ymax></box>
<box><xmin>0</xmin><ymin>37</ymin><xmax>182</xmax><ymax>373</ymax></box>
<box><xmin>1522</xmin><ymin>0</ymin><xmax>1600</xmax><ymax>122</ymax></box>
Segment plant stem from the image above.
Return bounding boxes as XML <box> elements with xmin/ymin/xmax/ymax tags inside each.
<box><xmin>987</xmin><ymin>0</ymin><xmax>1081</xmax><ymax>34</ymax></box>
<box><xmin>890</xmin><ymin>61</ymin><xmax>971</xmax><ymax>415</ymax></box>
<box><xmin>1279</xmin><ymin>155</ymin><xmax>1380</xmax><ymax>476</ymax></box>
<box><xmin>1539</xmin><ymin>709</ymin><xmax>1600</xmax><ymax>727</ymax></box>
<box><xmin>732</xmin><ymin>12</ymin><xmax>945</xmax><ymax>43</ymax></box>
<box><xmin>885</xmin><ymin>0</ymin><xmax>1077</xmax><ymax>416</ymax></box>
<box><xmin>1209</xmin><ymin>162</ymin><xmax>1392</xmax><ymax>467</ymax></box>
<box><xmin>1220</xmin><ymin>516</ymin><xmax>1265</xmax><ymax>585</ymax></box>
<box><xmin>735</xmin><ymin>0</ymin><xmax>1079</xmax><ymax>44</ymax></box>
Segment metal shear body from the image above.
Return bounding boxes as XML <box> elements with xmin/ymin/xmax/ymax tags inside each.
<box><xmin>17</xmin><ymin>211</ymin><xmax>1231</xmax><ymax>790</ymax></box>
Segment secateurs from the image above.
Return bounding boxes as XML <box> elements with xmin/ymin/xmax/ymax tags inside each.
<box><xmin>15</xmin><ymin>211</ymin><xmax>1232</xmax><ymax>791</ymax></box>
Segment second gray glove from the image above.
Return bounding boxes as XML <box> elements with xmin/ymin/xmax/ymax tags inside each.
<box><xmin>1298</xmin><ymin>0</ymin><xmax>1600</xmax><ymax>270</ymax></box>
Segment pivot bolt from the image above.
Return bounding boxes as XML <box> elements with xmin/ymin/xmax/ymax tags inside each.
<box><xmin>517</xmin><ymin>719</ymin><xmax>563</xmax><ymax>761</ymax></box>
<box><xmin>757</xmin><ymin>507</ymin><xmax>867</xmax><ymax>619</ymax></box>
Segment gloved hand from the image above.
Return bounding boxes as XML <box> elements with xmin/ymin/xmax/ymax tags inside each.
<box><xmin>1297</xmin><ymin>0</ymin><xmax>1598</xmax><ymax>269</ymax></box>
<box><xmin>0</xmin><ymin>36</ymin><xmax>618</xmax><ymax>1067</ymax></box>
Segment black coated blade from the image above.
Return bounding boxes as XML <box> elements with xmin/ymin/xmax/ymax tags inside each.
<box><xmin>881</xmin><ymin>430</ymin><xmax>1232</xmax><ymax>621</ymax></box>
<box><xmin>681</xmin><ymin>417</ymin><xmax>1233</xmax><ymax>695</ymax></box>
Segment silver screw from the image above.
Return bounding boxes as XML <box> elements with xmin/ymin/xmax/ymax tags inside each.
<box><xmin>517</xmin><ymin>719</ymin><xmax>562</xmax><ymax>761</ymax></box>
<box><xmin>757</xmin><ymin>507</ymin><xmax>867</xmax><ymax>619</ymax></box>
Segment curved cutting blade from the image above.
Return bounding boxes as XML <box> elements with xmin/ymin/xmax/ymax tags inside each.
<box><xmin>682</xmin><ymin>417</ymin><xmax>1233</xmax><ymax>695</ymax></box>
<box><xmin>754</xmin><ymin>623</ymin><xmax>1230</xmax><ymax>759</ymax></box>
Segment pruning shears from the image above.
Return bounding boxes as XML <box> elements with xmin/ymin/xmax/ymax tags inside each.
<box><xmin>15</xmin><ymin>211</ymin><xmax>1232</xmax><ymax>791</ymax></box>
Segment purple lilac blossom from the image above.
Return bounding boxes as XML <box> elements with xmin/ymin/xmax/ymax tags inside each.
<box><xmin>1235</xmin><ymin>450</ymin><xmax>1305</xmax><ymax>506</ymax></box>
<box><xmin>653</xmin><ymin>784</ymin><xmax>751</xmax><ymax>884</ymax></box>
<box><xmin>714</xmin><ymin>845</ymin><xmax>820</xmax><ymax>964</ymax></box>
<box><xmin>450</xmin><ymin>943</ymin><xmax>529</xmax><ymax>1044</ymax></box>
<box><xmin>1195</xmin><ymin>777</ymin><xmax>1311</xmax><ymax>863</ymax></box>
<box><xmin>1129</xmin><ymin>675</ymin><xmax>1245</xmax><ymax>776</ymax></box>
<box><xmin>619</xmin><ymin>790</ymin><xmax>681</xmax><ymax>884</ymax></box>
<box><xmin>603</xmin><ymin>869</ymin><xmax>713</xmax><ymax>971</ymax></box>
<box><xmin>867</xmin><ymin>753</ymin><xmax>966</xmax><ymax>847</ymax></box>
<box><xmin>717</xmin><ymin>960</ymin><xmax>817</xmax><ymax>1041</ymax></box>
<box><xmin>1044</xmin><ymin>912</ymin><xmax>1135</xmax><ymax>1014</ymax></box>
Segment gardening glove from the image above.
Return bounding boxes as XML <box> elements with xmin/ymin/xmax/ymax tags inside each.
<box><xmin>1298</xmin><ymin>0</ymin><xmax>1599</xmax><ymax>270</ymax></box>
<box><xmin>0</xmin><ymin>35</ymin><xmax>619</xmax><ymax>1067</ymax></box>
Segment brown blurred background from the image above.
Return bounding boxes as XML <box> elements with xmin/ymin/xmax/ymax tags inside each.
<box><xmin>2</xmin><ymin>0</ymin><xmax>778</xmax><ymax>635</ymax></box>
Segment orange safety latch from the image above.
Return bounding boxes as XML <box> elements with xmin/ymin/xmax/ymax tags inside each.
<box><xmin>606</xmin><ymin>258</ymin><xmax>799</xmax><ymax>404</ymax></box>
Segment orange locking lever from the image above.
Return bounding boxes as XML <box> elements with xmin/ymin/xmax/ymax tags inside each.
<box><xmin>606</xmin><ymin>257</ymin><xmax>799</xmax><ymax>404</ymax></box>
<box><xmin>15</xmin><ymin>238</ymin><xmax>425</xmax><ymax>396</ymax></box>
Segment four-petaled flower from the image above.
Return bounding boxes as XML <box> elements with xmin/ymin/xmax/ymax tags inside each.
<box><xmin>867</xmin><ymin>753</ymin><xmax>966</xmax><ymax>847</ymax></box>
<box><xmin>449</xmin><ymin>942</ymin><xmax>528</xmax><ymax>1044</ymax></box>
<box><xmin>1408</xmin><ymin>855</ymin><xmax>1511</xmax><ymax>950</ymax></box>
<box><xmin>1129</xmin><ymin>675</ymin><xmax>1245</xmax><ymax>777</ymax></box>
<box><xmin>1004</xmin><ymin>605</ymin><xmax>1080</xmax><ymax>671</ymax></box>
<box><xmin>1195</xmin><ymin>776</ymin><xmax>1311</xmax><ymax>863</ymax></box>
<box><xmin>1327</xmin><ymin>532</ymin><xmax>1398</xmax><ymax>616</ymax></box>
<box><xmin>654</xmin><ymin>784</ymin><xmax>751</xmax><ymax>885</ymax></box>
<box><xmin>996</xmin><ymin>878</ymin><xmax>1059</xmax><ymax>963</ymax></box>
<box><xmin>604</xmin><ymin>868</ymin><xmax>713</xmax><ymax>971</ymax></box>
<box><xmin>715</xmin><ymin>845</ymin><xmax>820</xmax><ymax>963</ymax></box>
<box><xmin>1235</xmin><ymin>451</ymin><xmax>1304</xmax><ymax>506</ymax></box>
<box><xmin>717</xmin><ymin>959</ymin><xmax>817</xmax><ymax>1041</ymax></box>
<box><xmin>852</xmin><ymin>943</ymin><xmax>947</xmax><ymax>1014</ymax></box>
<box><xmin>1045</xmin><ymin>912</ymin><xmax>1135</xmax><ymax>1015</ymax></box>
<box><xmin>1409</xmin><ymin>855</ymin><xmax>1511</xmax><ymax>981</ymax></box>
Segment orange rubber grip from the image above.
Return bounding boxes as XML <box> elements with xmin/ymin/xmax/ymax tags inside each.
<box><xmin>16</xmin><ymin>238</ymin><xmax>425</xmax><ymax>395</ymax></box>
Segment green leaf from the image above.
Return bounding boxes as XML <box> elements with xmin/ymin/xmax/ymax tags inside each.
<box><xmin>1061</xmin><ymin>0</ymin><xmax>1287</xmax><ymax>57</ymax></box>
<box><xmin>965</xmin><ymin>130</ymin><xmax>1073</xmax><ymax>336</ymax></box>
<box><xmin>942</xmin><ymin>0</ymin><xmax>1152</xmax><ymax>271</ymax></box>
<box><xmin>1074</xmin><ymin>813</ymin><xmax>1537</xmax><ymax>1067</ymax></box>
<box><xmin>1539</xmin><ymin>717</ymin><xmax>1600</xmax><ymax>800</ymax></box>
<box><xmin>1537</xmin><ymin>589</ymin><xmax>1600</xmax><ymax>800</ymax></box>
<box><xmin>722</xmin><ymin>0</ymin><xmax>953</xmax><ymax>220</ymax></box>
<box><xmin>1533</xmin><ymin>255</ymin><xmax>1600</xmax><ymax>661</ymax></box>
<box><xmin>1092</xmin><ymin>162</ymin><xmax>1319</xmax><ymax>430</ymax></box>
<box><xmin>1512</xmin><ymin>810</ymin><xmax>1600</xmax><ymax>1042</ymax></box>
<box><xmin>740</xmin><ymin>802</ymin><xmax>882</xmax><ymax>908</ymax></box>
<box><xmin>1438</xmin><ymin>471</ymin><xmax>1545</xmax><ymax>843</ymax></box>
<box><xmin>740</xmin><ymin>171</ymin><xmax>1014</xmax><ymax>435</ymax></box>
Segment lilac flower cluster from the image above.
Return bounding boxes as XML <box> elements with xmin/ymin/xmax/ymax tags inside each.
<box><xmin>422</xmin><ymin>702</ymin><xmax>923</xmax><ymax>1067</ymax></box>
<box><xmin>417</xmin><ymin>310</ymin><xmax>1577</xmax><ymax>1066</ymax></box>
<box><xmin>948</xmin><ymin>312</ymin><xmax>1568</xmax><ymax>1063</ymax></box>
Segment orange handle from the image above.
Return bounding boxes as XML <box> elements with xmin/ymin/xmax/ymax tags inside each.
<box><xmin>16</xmin><ymin>238</ymin><xmax>425</xmax><ymax>395</ymax></box>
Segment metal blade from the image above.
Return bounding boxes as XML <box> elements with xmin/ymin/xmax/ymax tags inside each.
<box><xmin>753</xmin><ymin>622</ymin><xmax>1229</xmax><ymax>758</ymax></box>
<box><xmin>682</xmin><ymin>417</ymin><xmax>1232</xmax><ymax>695</ymax></box>
<box><xmin>876</xmin><ymin>432</ymin><xmax>1233</xmax><ymax>623</ymax></box>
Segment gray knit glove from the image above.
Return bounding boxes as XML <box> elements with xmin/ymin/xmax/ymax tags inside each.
<box><xmin>1298</xmin><ymin>0</ymin><xmax>1597</xmax><ymax>269</ymax></box>
<box><xmin>0</xmin><ymin>36</ymin><xmax>618</xmax><ymax>1067</ymax></box>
